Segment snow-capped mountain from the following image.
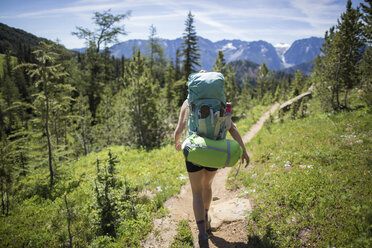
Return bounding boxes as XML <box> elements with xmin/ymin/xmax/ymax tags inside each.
<box><xmin>108</xmin><ymin>36</ymin><xmax>324</xmax><ymax>71</ymax></box>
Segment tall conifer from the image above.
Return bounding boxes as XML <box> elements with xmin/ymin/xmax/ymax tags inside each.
<box><xmin>20</xmin><ymin>42</ymin><xmax>71</xmax><ymax>186</ymax></box>
<box><xmin>179</xmin><ymin>11</ymin><xmax>200</xmax><ymax>101</ymax></box>
<box><xmin>181</xmin><ymin>11</ymin><xmax>201</xmax><ymax>79</ymax></box>
<box><xmin>256</xmin><ymin>63</ymin><xmax>270</xmax><ymax>100</ymax></box>
<box><xmin>314</xmin><ymin>0</ymin><xmax>364</xmax><ymax>110</ymax></box>
<box><xmin>121</xmin><ymin>50</ymin><xmax>162</xmax><ymax>148</ymax></box>
<box><xmin>212</xmin><ymin>51</ymin><xmax>239</xmax><ymax>109</ymax></box>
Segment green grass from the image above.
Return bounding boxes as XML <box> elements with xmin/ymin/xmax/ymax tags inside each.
<box><xmin>0</xmin><ymin>99</ymin><xmax>272</xmax><ymax>247</ymax></box>
<box><xmin>1</xmin><ymin>144</ymin><xmax>187</xmax><ymax>247</ymax></box>
<box><xmin>170</xmin><ymin>220</ymin><xmax>194</xmax><ymax>248</ymax></box>
<box><xmin>229</xmin><ymin>104</ymin><xmax>271</xmax><ymax>138</ymax></box>
<box><xmin>228</xmin><ymin>100</ymin><xmax>372</xmax><ymax>247</ymax></box>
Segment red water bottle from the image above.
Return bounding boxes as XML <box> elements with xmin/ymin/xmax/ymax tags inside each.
<box><xmin>226</xmin><ymin>102</ymin><xmax>231</xmax><ymax>115</ymax></box>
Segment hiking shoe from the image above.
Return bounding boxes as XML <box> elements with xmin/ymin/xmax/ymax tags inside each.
<box><xmin>198</xmin><ymin>233</ymin><xmax>209</xmax><ymax>248</ymax></box>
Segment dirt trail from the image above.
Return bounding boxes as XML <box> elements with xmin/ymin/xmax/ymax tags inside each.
<box><xmin>142</xmin><ymin>103</ymin><xmax>280</xmax><ymax>248</ymax></box>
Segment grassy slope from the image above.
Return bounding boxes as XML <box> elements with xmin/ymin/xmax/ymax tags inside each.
<box><xmin>0</xmin><ymin>104</ymin><xmax>271</xmax><ymax>247</ymax></box>
<box><xmin>228</xmin><ymin>99</ymin><xmax>372</xmax><ymax>247</ymax></box>
<box><xmin>1</xmin><ymin>145</ymin><xmax>186</xmax><ymax>247</ymax></box>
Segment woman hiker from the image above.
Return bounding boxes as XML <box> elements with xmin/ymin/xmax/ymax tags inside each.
<box><xmin>174</xmin><ymin>71</ymin><xmax>250</xmax><ymax>248</ymax></box>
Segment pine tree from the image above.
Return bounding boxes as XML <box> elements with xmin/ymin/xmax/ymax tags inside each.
<box><xmin>359</xmin><ymin>1</ymin><xmax>372</xmax><ymax>106</ymax></box>
<box><xmin>1</xmin><ymin>51</ymin><xmax>21</xmax><ymax>136</ymax></box>
<box><xmin>225</xmin><ymin>64</ymin><xmax>239</xmax><ymax>108</ymax></box>
<box><xmin>314</xmin><ymin>0</ymin><xmax>364</xmax><ymax>110</ymax></box>
<box><xmin>313</xmin><ymin>29</ymin><xmax>339</xmax><ymax>111</ymax></box>
<box><xmin>239</xmin><ymin>74</ymin><xmax>253</xmax><ymax>113</ymax></box>
<box><xmin>256</xmin><ymin>63</ymin><xmax>270</xmax><ymax>100</ymax></box>
<box><xmin>72</xmin><ymin>95</ymin><xmax>93</xmax><ymax>156</ymax></box>
<box><xmin>146</xmin><ymin>25</ymin><xmax>166</xmax><ymax>75</ymax></box>
<box><xmin>0</xmin><ymin>125</ymin><xmax>13</xmax><ymax>216</ymax></box>
<box><xmin>180</xmin><ymin>11</ymin><xmax>201</xmax><ymax>101</ymax></box>
<box><xmin>213</xmin><ymin>50</ymin><xmax>227</xmax><ymax>74</ymax></box>
<box><xmin>63</xmin><ymin>193</ymin><xmax>74</xmax><ymax>248</ymax></box>
<box><xmin>181</xmin><ymin>11</ymin><xmax>201</xmax><ymax>79</ymax></box>
<box><xmin>337</xmin><ymin>0</ymin><xmax>364</xmax><ymax>107</ymax></box>
<box><xmin>361</xmin><ymin>0</ymin><xmax>372</xmax><ymax>44</ymax></box>
<box><xmin>93</xmin><ymin>86</ymin><xmax>117</xmax><ymax>148</ymax></box>
<box><xmin>19</xmin><ymin>41</ymin><xmax>70</xmax><ymax>186</ymax></box>
<box><xmin>145</xmin><ymin>25</ymin><xmax>167</xmax><ymax>87</ymax></box>
<box><xmin>359</xmin><ymin>46</ymin><xmax>372</xmax><ymax>105</ymax></box>
<box><xmin>212</xmin><ymin>51</ymin><xmax>239</xmax><ymax>110</ymax></box>
<box><xmin>291</xmin><ymin>70</ymin><xmax>305</xmax><ymax>97</ymax></box>
<box><xmin>274</xmin><ymin>84</ymin><xmax>281</xmax><ymax>102</ymax></box>
<box><xmin>94</xmin><ymin>152</ymin><xmax>119</xmax><ymax>238</ymax></box>
<box><xmin>164</xmin><ymin>63</ymin><xmax>177</xmax><ymax>115</ymax></box>
<box><xmin>175</xmin><ymin>48</ymin><xmax>182</xmax><ymax>80</ymax></box>
<box><xmin>0</xmin><ymin>93</ymin><xmax>5</xmax><ymax>139</ymax></box>
<box><xmin>121</xmin><ymin>49</ymin><xmax>163</xmax><ymax>148</ymax></box>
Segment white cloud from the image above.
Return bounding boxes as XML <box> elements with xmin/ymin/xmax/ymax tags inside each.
<box><xmin>8</xmin><ymin>4</ymin><xmax>117</xmax><ymax>18</ymax></box>
<box><xmin>1</xmin><ymin>0</ymin><xmax>362</xmax><ymax>48</ymax></box>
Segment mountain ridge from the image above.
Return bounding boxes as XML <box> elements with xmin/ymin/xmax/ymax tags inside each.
<box><xmin>107</xmin><ymin>36</ymin><xmax>324</xmax><ymax>71</ymax></box>
<box><xmin>0</xmin><ymin>22</ymin><xmax>323</xmax><ymax>74</ymax></box>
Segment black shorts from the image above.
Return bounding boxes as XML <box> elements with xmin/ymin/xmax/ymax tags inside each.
<box><xmin>185</xmin><ymin>160</ymin><xmax>218</xmax><ymax>173</ymax></box>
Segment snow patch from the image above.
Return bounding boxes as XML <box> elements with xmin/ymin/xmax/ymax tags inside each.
<box><xmin>222</xmin><ymin>42</ymin><xmax>237</xmax><ymax>51</ymax></box>
<box><xmin>274</xmin><ymin>43</ymin><xmax>292</xmax><ymax>68</ymax></box>
<box><xmin>228</xmin><ymin>49</ymin><xmax>244</xmax><ymax>60</ymax></box>
<box><xmin>274</xmin><ymin>43</ymin><xmax>290</xmax><ymax>57</ymax></box>
<box><xmin>274</xmin><ymin>43</ymin><xmax>290</xmax><ymax>49</ymax></box>
<box><xmin>261</xmin><ymin>45</ymin><xmax>268</xmax><ymax>54</ymax></box>
<box><xmin>282</xmin><ymin>59</ymin><xmax>294</xmax><ymax>68</ymax></box>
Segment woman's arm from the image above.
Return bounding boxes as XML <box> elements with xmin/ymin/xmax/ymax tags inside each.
<box><xmin>229</xmin><ymin>122</ymin><xmax>250</xmax><ymax>167</ymax></box>
<box><xmin>174</xmin><ymin>100</ymin><xmax>188</xmax><ymax>151</ymax></box>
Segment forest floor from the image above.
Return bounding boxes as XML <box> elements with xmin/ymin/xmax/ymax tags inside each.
<box><xmin>142</xmin><ymin>103</ymin><xmax>280</xmax><ymax>248</ymax></box>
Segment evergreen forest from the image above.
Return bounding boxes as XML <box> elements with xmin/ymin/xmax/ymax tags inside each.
<box><xmin>0</xmin><ymin>1</ymin><xmax>371</xmax><ymax>247</ymax></box>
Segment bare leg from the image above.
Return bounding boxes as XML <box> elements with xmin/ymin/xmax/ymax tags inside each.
<box><xmin>188</xmin><ymin>170</ymin><xmax>206</xmax><ymax>234</ymax></box>
<box><xmin>202</xmin><ymin>170</ymin><xmax>217</xmax><ymax>211</ymax></box>
<box><xmin>189</xmin><ymin>169</ymin><xmax>216</xmax><ymax>247</ymax></box>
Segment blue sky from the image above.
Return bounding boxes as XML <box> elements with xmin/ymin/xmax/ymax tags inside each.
<box><xmin>0</xmin><ymin>0</ymin><xmax>365</xmax><ymax>49</ymax></box>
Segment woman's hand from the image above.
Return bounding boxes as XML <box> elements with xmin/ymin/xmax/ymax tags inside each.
<box><xmin>175</xmin><ymin>140</ymin><xmax>182</xmax><ymax>151</ymax></box>
<box><xmin>242</xmin><ymin>150</ymin><xmax>250</xmax><ymax>167</ymax></box>
<box><xmin>174</xmin><ymin>100</ymin><xmax>188</xmax><ymax>151</ymax></box>
<box><xmin>229</xmin><ymin>122</ymin><xmax>250</xmax><ymax>167</ymax></box>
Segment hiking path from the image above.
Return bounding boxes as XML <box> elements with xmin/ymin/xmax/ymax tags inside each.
<box><xmin>142</xmin><ymin>103</ymin><xmax>280</xmax><ymax>248</ymax></box>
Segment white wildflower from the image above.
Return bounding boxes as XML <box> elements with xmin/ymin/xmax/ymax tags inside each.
<box><xmin>178</xmin><ymin>174</ymin><xmax>187</xmax><ymax>181</ymax></box>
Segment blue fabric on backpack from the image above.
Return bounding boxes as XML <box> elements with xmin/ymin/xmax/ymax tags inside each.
<box><xmin>187</xmin><ymin>72</ymin><xmax>231</xmax><ymax>140</ymax></box>
<box><xmin>187</xmin><ymin>72</ymin><xmax>226</xmax><ymax>103</ymax></box>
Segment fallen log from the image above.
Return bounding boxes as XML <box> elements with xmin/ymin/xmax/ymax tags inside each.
<box><xmin>279</xmin><ymin>91</ymin><xmax>313</xmax><ymax>112</ymax></box>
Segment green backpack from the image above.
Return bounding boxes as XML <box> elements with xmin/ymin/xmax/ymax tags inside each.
<box><xmin>187</xmin><ymin>72</ymin><xmax>231</xmax><ymax>140</ymax></box>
